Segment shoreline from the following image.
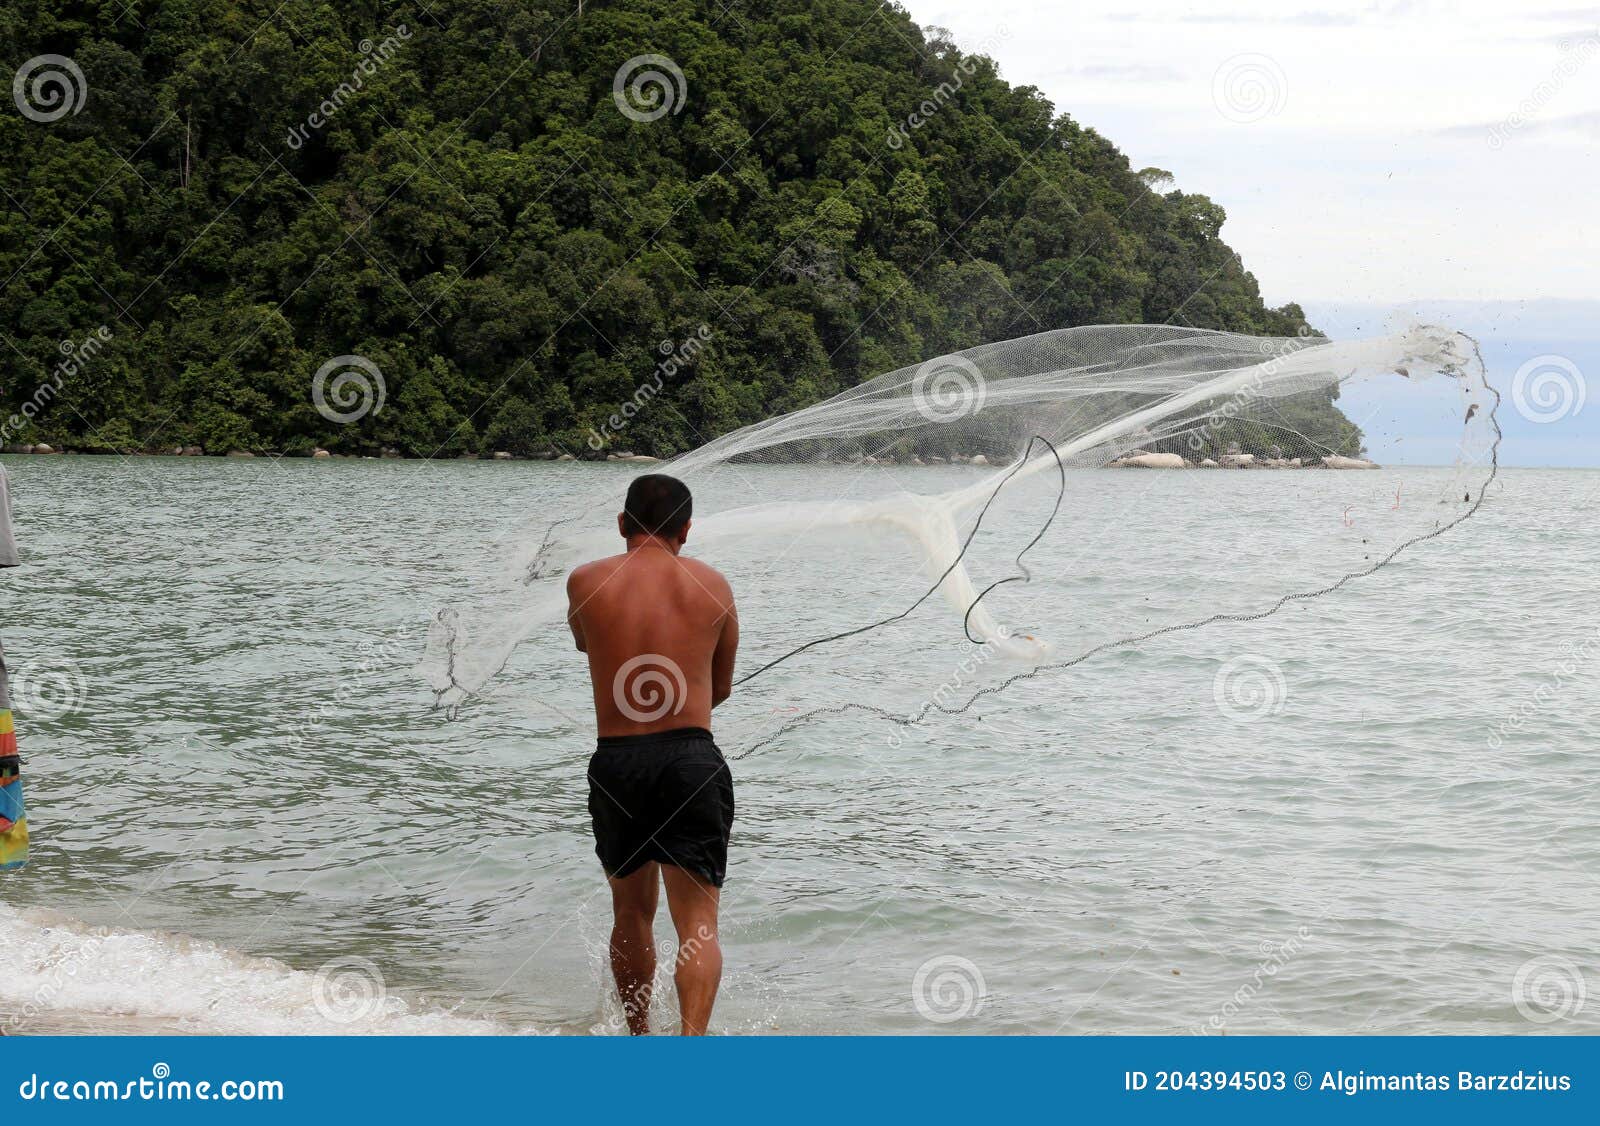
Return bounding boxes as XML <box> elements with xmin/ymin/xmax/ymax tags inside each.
<box><xmin>0</xmin><ymin>447</ymin><xmax>1384</xmax><ymax>469</ymax></box>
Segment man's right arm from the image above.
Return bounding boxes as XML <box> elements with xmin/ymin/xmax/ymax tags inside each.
<box><xmin>565</xmin><ymin>568</ymin><xmax>588</xmax><ymax>652</ymax></box>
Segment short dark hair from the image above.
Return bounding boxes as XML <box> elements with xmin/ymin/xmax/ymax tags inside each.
<box><xmin>622</xmin><ymin>474</ymin><xmax>692</xmax><ymax>539</ymax></box>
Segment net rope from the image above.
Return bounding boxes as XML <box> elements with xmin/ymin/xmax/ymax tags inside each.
<box><xmin>424</xmin><ymin>323</ymin><xmax>1500</xmax><ymax>751</ymax></box>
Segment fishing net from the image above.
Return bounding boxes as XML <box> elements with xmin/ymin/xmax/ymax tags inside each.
<box><xmin>424</xmin><ymin>323</ymin><xmax>1498</xmax><ymax>754</ymax></box>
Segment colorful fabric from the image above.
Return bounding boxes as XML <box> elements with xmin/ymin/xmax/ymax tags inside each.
<box><xmin>0</xmin><ymin>752</ymin><xmax>24</xmax><ymax>871</ymax></box>
<box><xmin>0</xmin><ymin>640</ymin><xmax>23</xmax><ymax>870</ymax></box>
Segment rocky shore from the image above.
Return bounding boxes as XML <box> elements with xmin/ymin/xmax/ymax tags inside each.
<box><xmin>0</xmin><ymin>442</ymin><xmax>1376</xmax><ymax>468</ymax></box>
<box><xmin>1109</xmin><ymin>448</ymin><xmax>1380</xmax><ymax>470</ymax></box>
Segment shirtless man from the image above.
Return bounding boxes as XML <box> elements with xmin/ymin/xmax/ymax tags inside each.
<box><xmin>566</xmin><ymin>474</ymin><xmax>738</xmax><ymax>1036</ymax></box>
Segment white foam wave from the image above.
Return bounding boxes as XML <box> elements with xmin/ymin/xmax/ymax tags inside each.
<box><xmin>0</xmin><ymin>902</ymin><xmax>534</xmax><ymax>1035</ymax></box>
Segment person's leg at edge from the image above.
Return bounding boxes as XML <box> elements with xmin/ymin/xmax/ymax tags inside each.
<box><xmin>607</xmin><ymin>862</ymin><xmax>660</xmax><ymax>1035</ymax></box>
<box><xmin>661</xmin><ymin>864</ymin><xmax>722</xmax><ymax>1035</ymax></box>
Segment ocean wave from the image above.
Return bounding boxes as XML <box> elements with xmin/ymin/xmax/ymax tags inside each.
<box><xmin>0</xmin><ymin>902</ymin><xmax>532</xmax><ymax>1035</ymax></box>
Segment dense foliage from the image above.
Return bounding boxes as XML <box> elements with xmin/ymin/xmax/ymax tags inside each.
<box><xmin>0</xmin><ymin>0</ymin><xmax>1349</xmax><ymax>458</ymax></box>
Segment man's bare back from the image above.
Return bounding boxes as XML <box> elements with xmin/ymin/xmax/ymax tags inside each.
<box><xmin>567</xmin><ymin>543</ymin><xmax>737</xmax><ymax>737</ymax></box>
<box><xmin>567</xmin><ymin>473</ymin><xmax>738</xmax><ymax>1035</ymax></box>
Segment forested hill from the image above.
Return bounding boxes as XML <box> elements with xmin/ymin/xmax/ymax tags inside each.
<box><xmin>0</xmin><ymin>0</ymin><xmax>1329</xmax><ymax>459</ymax></box>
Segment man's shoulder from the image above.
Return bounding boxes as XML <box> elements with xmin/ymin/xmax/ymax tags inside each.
<box><xmin>567</xmin><ymin>554</ymin><xmax>625</xmax><ymax>589</ymax></box>
<box><xmin>678</xmin><ymin>554</ymin><xmax>732</xmax><ymax>590</ymax></box>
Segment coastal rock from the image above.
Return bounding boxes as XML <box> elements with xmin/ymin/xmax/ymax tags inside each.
<box><xmin>312</xmin><ymin>448</ymin><xmax>331</xmax><ymax>458</ymax></box>
<box><xmin>1112</xmin><ymin>452</ymin><xmax>1185</xmax><ymax>469</ymax></box>
<box><xmin>381</xmin><ymin>448</ymin><xmax>402</xmax><ymax>459</ymax></box>
<box><xmin>1321</xmin><ymin>455</ymin><xmax>1380</xmax><ymax>470</ymax></box>
<box><xmin>182</xmin><ymin>446</ymin><xmax>203</xmax><ymax>456</ymax></box>
<box><xmin>926</xmin><ymin>456</ymin><xmax>946</xmax><ymax>464</ymax></box>
<box><xmin>970</xmin><ymin>454</ymin><xmax>990</xmax><ymax>466</ymax></box>
<box><xmin>1200</xmin><ymin>458</ymin><xmax>1219</xmax><ymax>468</ymax></box>
<box><xmin>625</xmin><ymin>454</ymin><xmax>661</xmax><ymax>462</ymax></box>
<box><xmin>1219</xmin><ymin>453</ymin><xmax>1256</xmax><ymax>469</ymax></box>
<box><xmin>32</xmin><ymin>443</ymin><xmax>55</xmax><ymax>455</ymax></box>
<box><xmin>226</xmin><ymin>450</ymin><xmax>254</xmax><ymax>458</ymax></box>
<box><xmin>556</xmin><ymin>453</ymin><xmax>576</xmax><ymax>461</ymax></box>
<box><xmin>492</xmin><ymin>451</ymin><xmax>514</xmax><ymax>460</ymax></box>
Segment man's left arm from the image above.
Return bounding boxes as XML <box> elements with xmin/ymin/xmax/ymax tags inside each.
<box><xmin>710</xmin><ymin>581</ymin><xmax>738</xmax><ymax>708</ymax></box>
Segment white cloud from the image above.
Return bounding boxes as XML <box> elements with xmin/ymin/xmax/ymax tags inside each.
<box><xmin>905</xmin><ymin>0</ymin><xmax>1600</xmax><ymax>302</ymax></box>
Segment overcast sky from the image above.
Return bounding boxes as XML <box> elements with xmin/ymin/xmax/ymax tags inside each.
<box><xmin>905</xmin><ymin>0</ymin><xmax>1600</xmax><ymax>307</ymax></box>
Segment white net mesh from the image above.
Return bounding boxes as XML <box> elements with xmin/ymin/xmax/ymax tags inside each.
<box><xmin>424</xmin><ymin>323</ymin><xmax>1498</xmax><ymax>753</ymax></box>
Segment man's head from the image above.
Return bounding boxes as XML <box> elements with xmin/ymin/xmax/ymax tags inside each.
<box><xmin>619</xmin><ymin>474</ymin><xmax>692</xmax><ymax>546</ymax></box>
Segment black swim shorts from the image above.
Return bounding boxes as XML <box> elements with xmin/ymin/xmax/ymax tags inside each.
<box><xmin>587</xmin><ymin>727</ymin><xmax>735</xmax><ymax>887</ymax></box>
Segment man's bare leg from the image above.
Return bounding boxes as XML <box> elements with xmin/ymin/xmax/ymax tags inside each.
<box><xmin>661</xmin><ymin>864</ymin><xmax>722</xmax><ymax>1035</ymax></box>
<box><xmin>607</xmin><ymin>863</ymin><xmax>660</xmax><ymax>1035</ymax></box>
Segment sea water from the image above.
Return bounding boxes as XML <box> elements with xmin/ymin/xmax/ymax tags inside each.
<box><xmin>0</xmin><ymin>456</ymin><xmax>1595</xmax><ymax>1034</ymax></box>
